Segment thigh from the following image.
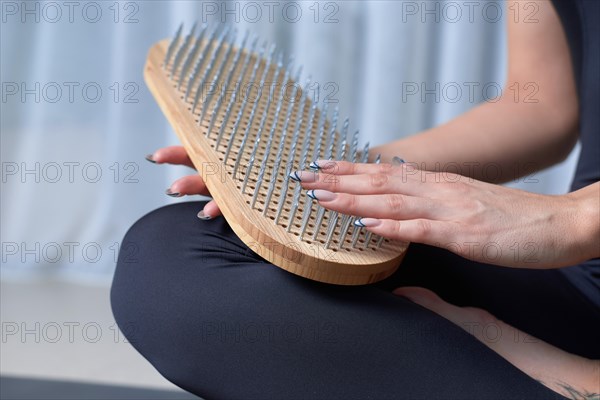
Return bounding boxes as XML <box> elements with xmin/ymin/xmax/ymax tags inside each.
<box><xmin>111</xmin><ymin>202</ymin><xmax>565</xmax><ymax>400</ymax></box>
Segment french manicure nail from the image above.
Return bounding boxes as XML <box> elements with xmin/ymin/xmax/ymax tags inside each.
<box><xmin>197</xmin><ymin>210</ymin><xmax>212</xmax><ymax>220</ymax></box>
<box><xmin>165</xmin><ymin>188</ymin><xmax>181</xmax><ymax>197</ymax></box>
<box><xmin>354</xmin><ymin>218</ymin><xmax>381</xmax><ymax>228</ymax></box>
<box><xmin>392</xmin><ymin>156</ymin><xmax>406</xmax><ymax>165</ymax></box>
<box><xmin>289</xmin><ymin>171</ymin><xmax>318</xmax><ymax>182</ymax></box>
<box><xmin>310</xmin><ymin>160</ymin><xmax>336</xmax><ymax>170</ymax></box>
<box><xmin>145</xmin><ymin>154</ymin><xmax>157</xmax><ymax>163</ymax></box>
<box><xmin>307</xmin><ymin>189</ymin><xmax>337</xmax><ymax>202</ymax></box>
<box><xmin>289</xmin><ymin>171</ymin><xmax>302</xmax><ymax>182</ymax></box>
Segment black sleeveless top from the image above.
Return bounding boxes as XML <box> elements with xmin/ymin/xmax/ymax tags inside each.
<box><xmin>551</xmin><ymin>0</ymin><xmax>600</xmax><ymax>308</ymax></box>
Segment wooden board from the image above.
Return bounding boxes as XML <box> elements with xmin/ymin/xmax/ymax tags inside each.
<box><xmin>144</xmin><ymin>38</ymin><xmax>409</xmax><ymax>285</ymax></box>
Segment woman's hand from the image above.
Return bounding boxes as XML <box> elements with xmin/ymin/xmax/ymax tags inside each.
<box><xmin>293</xmin><ymin>161</ymin><xmax>598</xmax><ymax>268</ymax></box>
<box><xmin>395</xmin><ymin>287</ymin><xmax>600</xmax><ymax>399</ymax></box>
<box><xmin>146</xmin><ymin>146</ymin><xmax>221</xmax><ymax>219</ymax></box>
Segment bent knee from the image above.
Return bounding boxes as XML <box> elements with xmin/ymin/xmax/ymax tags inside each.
<box><xmin>110</xmin><ymin>202</ymin><xmax>207</xmax><ymax>336</ymax></box>
<box><xmin>110</xmin><ymin>200</ymin><xmax>268</xmax><ymax>343</ymax></box>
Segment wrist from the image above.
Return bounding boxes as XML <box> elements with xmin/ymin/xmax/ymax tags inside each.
<box><xmin>565</xmin><ymin>183</ymin><xmax>600</xmax><ymax>261</ymax></box>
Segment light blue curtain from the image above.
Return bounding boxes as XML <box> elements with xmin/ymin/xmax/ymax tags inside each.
<box><xmin>1</xmin><ymin>1</ymin><xmax>579</xmax><ymax>283</ymax></box>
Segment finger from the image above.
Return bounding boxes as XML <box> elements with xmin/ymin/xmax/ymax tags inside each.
<box><xmin>308</xmin><ymin>160</ymin><xmax>463</xmax><ymax>186</ymax></box>
<box><xmin>292</xmin><ymin>171</ymin><xmax>429</xmax><ymax>197</ymax></box>
<box><xmin>310</xmin><ymin>159</ymin><xmax>428</xmax><ymax>179</ymax></box>
<box><xmin>167</xmin><ymin>175</ymin><xmax>209</xmax><ymax>197</ymax></box>
<box><xmin>197</xmin><ymin>200</ymin><xmax>222</xmax><ymax>220</ymax></box>
<box><xmin>149</xmin><ymin>146</ymin><xmax>195</xmax><ymax>169</ymax></box>
<box><xmin>307</xmin><ymin>190</ymin><xmax>440</xmax><ymax>220</ymax></box>
<box><xmin>353</xmin><ymin>217</ymin><xmax>452</xmax><ymax>246</ymax></box>
<box><xmin>309</xmin><ymin>160</ymin><xmax>404</xmax><ymax>176</ymax></box>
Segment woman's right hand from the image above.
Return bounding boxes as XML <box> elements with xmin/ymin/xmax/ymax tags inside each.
<box><xmin>146</xmin><ymin>146</ymin><xmax>222</xmax><ymax>220</ymax></box>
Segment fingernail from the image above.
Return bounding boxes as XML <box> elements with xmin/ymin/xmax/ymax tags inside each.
<box><xmin>289</xmin><ymin>171</ymin><xmax>318</xmax><ymax>182</ymax></box>
<box><xmin>145</xmin><ymin>154</ymin><xmax>157</xmax><ymax>163</ymax></box>
<box><xmin>354</xmin><ymin>218</ymin><xmax>381</xmax><ymax>228</ymax></box>
<box><xmin>392</xmin><ymin>156</ymin><xmax>405</xmax><ymax>165</ymax></box>
<box><xmin>310</xmin><ymin>160</ymin><xmax>336</xmax><ymax>171</ymax></box>
<box><xmin>165</xmin><ymin>188</ymin><xmax>181</xmax><ymax>197</ymax></box>
<box><xmin>197</xmin><ymin>210</ymin><xmax>212</xmax><ymax>220</ymax></box>
<box><xmin>307</xmin><ymin>189</ymin><xmax>337</xmax><ymax>202</ymax></box>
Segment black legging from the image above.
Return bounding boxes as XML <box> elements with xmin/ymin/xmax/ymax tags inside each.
<box><xmin>110</xmin><ymin>201</ymin><xmax>599</xmax><ymax>400</ymax></box>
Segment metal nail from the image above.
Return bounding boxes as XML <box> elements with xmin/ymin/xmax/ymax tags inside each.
<box><xmin>253</xmin><ymin>63</ymin><xmax>293</xmax><ymax>210</ymax></box>
<box><xmin>206</xmin><ymin>32</ymin><xmax>254</xmax><ymax>139</ymax></box>
<box><xmin>363</xmin><ymin>231</ymin><xmax>373</xmax><ymax>249</ymax></box>
<box><xmin>239</xmin><ymin>51</ymin><xmax>283</xmax><ymax>191</ymax></box>
<box><xmin>199</xmin><ymin>29</ymin><xmax>238</xmax><ymax>125</ymax></box>
<box><xmin>312</xmin><ymin>102</ymin><xmax>329</xmax><ymax>162</ymax></box>
<box><xmin>163</xmin><ymin>23</ymin><xmax>183</xmax><ymax>69</ymax></box>
<box><xmin>297</xmin><ymin>197</ymin><xmax>313</xmax><ymax>237</ymax></box>
<box><xmin>324</xmin><ymin>211</ymin><xmax>339</xmax><ymax>248</ymax></box>
<box><xmin>350</xmin><ymin>129</ymin><xmax>359</xmax><ymax>163</ymax></box>
<box><xmin>351</xmin><ymin>219</ymin><xmax>362</xmax><ymax>248</ymax></box>
<box><xmin>336</xmin><ymin>215</ymin><xmax>352</xmax><ymax>249</ymax></box>
<box><xmin>361</xmin><ymin>142</ymin><xmax>370</xmax><ymax>163</ymax></box>
<box><xmin>191</xmin><ymin>26</ymin><xmax>231</xmax><ymax>114</ymax></box>
<box><xmin>311</xmin><ymin>207</ymin><xmax>327</xmax><ymax>240</ymax></box>
<box><xmin>214</xmin><ymin>37</ymin><xmax>263</xmax><ymax>151</ymax></box>
<box><xmin>274</xmin><ymin>75</ymin><xmax>311</xmax><ymax>225</ymax></box>
<box><xmin>263</xmin><ymin>67</ymin><xmax>302</xmax><ymax>216</ymax></box>
<box><xmin>185</xmin><ymin>25</ymin><xmax>219</xmax><ymax>101</ymax></box>
<box><xmin>177</xmin><ymin>24</ymin><xmax>207</xmax><ymax>90</ymax></box>
<box><xmin>171</xmin><ymin>22</ymin><xmax>197</xmax><ymax>79</ymax></box>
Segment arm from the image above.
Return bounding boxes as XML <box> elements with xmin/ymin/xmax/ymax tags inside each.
<box><xmin>372</xmin><ymin>0</ymin><xmax>579</xmax><ymax>183</ymax></box>
<box><xmin>297</xmin><ymin>163</ymin><xmax>599</xmax><ymax>268</ymax></box>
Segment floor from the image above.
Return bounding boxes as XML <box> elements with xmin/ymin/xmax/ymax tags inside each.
<box><xmin>0</xmin><ymin>376</ymin><xmax>198</xmax><ymax>400</ymax></box>
<box><xmin>0</xmin><ymin>280</ymin><xmax>198</xmax><ymax>399</ymax></box>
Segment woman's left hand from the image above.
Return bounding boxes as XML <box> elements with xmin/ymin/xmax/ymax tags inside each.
<box><xmin>394</xmin><ymin>287</ymin><xmax>600</xmax><ymax>399</ymax></box>
<box><xmin>293</xmin><ymin>160</ymin><xmax>596</xmax><ymax>268</ymax></box>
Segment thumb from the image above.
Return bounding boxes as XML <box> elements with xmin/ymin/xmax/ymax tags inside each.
<box><xmin>197</xmin><ymin>200</ymin><xmax>222</xmax><ymax>220</ymax></box>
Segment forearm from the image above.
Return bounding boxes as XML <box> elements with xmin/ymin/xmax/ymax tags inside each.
<box><xmin>371</xmin><ymin>97</ymin><xmax>578</xmax><ymax>183</ymax></box>
<box><xmin>372</xmin><ymin>0</ymin><xmax>579</xmax><ymax>183</ymax></box>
